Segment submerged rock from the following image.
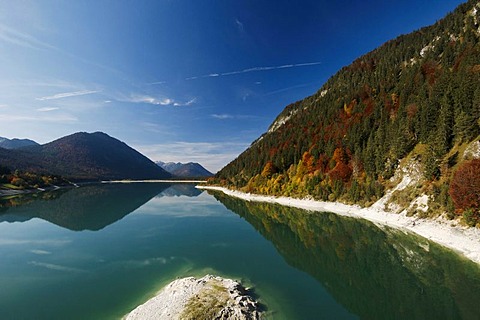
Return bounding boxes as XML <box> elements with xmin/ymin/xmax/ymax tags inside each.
<box><xmin>126</xmin><ymin>275</ymin><xmax>262</xmax><ymax>320</ymax></box>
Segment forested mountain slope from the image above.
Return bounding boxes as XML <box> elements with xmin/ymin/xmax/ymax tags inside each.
<box><xmin>0</xmin><ymin>132</ymin><xmax>171</xmax><ymax>181</ymax></box>
<box><xmin>214</xmin><ymin>1</ymin><xmax>480</xmax><ymax>225</ymax></box>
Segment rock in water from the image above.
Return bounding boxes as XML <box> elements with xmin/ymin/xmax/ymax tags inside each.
<box><xmin>126</xmin><ymin>275</ymin><xmax>262</xmax><ymax>320</ymax></box>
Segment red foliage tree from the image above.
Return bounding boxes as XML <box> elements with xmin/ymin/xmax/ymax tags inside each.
<box><xmin>329</xmin><ymin>147</ymin><xmax>352</xmax><ymax>182</ymax></box>
<box><xmin>329</xmin><ymin>161</ymin><xmax>352</xmax><ymax>183</ymax></box>
<box><xmin>449</xmin><ymin>159</ymin><xmax>480</xmax><ymax>213</ymax></box>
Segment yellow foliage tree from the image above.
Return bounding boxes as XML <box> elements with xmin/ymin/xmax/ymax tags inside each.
<box><xmin>261</xmin><ymin>161</ymin><xmax>276</xmax><ymax>178</ymax></box>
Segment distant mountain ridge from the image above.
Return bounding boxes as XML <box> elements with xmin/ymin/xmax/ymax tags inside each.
<box><xmin>156</xmin><ymin>161</ymin><xmax>213</xmax><ymax>178</ymax></box>
<box><xmin>0</xmin><ymin>137</ymin><xmax>38</xmax><ymax>149</ymax></box>
<box><xmin>0</xmin><ymin>132</ymin><xmax>171</xmax><ymax>181</ymax></box>
<box><xmin>156</xmin><ymin>161</ymin><xmax>184</xmax><ymax>173</ymax></box>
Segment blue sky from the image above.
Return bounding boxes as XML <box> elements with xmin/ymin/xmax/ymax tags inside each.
<box><xmin>0</xmin><ymin>0</ymin><xmax>463</xmax><ymax>172</ymax></box>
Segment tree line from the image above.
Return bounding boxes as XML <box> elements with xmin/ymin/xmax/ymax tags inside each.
<box><xmin>213</xmin><ymin>0</ymin><xmax>480</xmax><ymax>225</ymax></box>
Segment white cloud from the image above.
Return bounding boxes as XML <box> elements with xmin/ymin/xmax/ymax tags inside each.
<box><xmin>211</xmin><ymin>113</ymin><xmax>262</xmax><ymax>121</ymax></box>
<box><xmin>186</xmin><ymin>61</ymin><xmax>322</xmax><ymax>80</ymax></box>
<box><xmin>0</xmin><ymin>113</ymin><xmax>77</xmax><ymax>123</ymax></box>
<box><xmin>134</xmin><ymin>141</ymin><xmax>250</xmax><ymax>173</ymax></box>
<box><xmin>127</xmin><ymin>94</ymin><xmax>195</xmax><ymax>107</ymax></box>
<box><xmin>173</xmin><ymin>98</ymin><xmax>196</xmax><ymax>107</ymax></box>
<box><xmin>126</xmin><ymin>95</ymin><xmax>172</xmax><ymax>105</ymax></box>
<box><xmin>36</xmin><ymin>90</ymin><xmax>99</xmax><ymax>101</ymax></box>
<box><xmin>159</xmin><ymin>98</ymin><xmax>173</xmax><ymax>105</ymax></box>
<box><xmin>211</xmin><ymin>114</ymin><xmax>234</xmax><ymax>119</ymax></box>
<box><xmin>0</xmin><ymin>23</ymin><xmax>56</xmax><ymax>50</ymax></box>
<box><xmin>37</xmin><ymin>107</ymin><xmax>59</xmax><ymax>112</ymax></box>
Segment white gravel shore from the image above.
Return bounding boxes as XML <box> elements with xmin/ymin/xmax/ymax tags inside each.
<box><xmin>198</xmin><ymin>185</ymin><xmax>480</xmax><ymax>265</ymax></box>
<box><xmin>125</xmin><ymin>275</ymin><xmax>261</xmax><ymax>320</ymax></box>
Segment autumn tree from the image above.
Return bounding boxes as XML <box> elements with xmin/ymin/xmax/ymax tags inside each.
<box><xmin>213</xmin><ymin>3</ymin><xmax>480</xmax><ymax>205</ymax></box>
<box><xmin>329</xmin><ymin>147</ymin><xmax>352</xmax><ymax>183</ymax></box>
<box><xmin>302</xmin><ymin>151</ymin><xmax>315</xmax><ymax>174</ymax></box>
<box><xmin>449</xmin><ymin>159</ymin><xmax>480</xmax><ymax>224</ymax></box>
<box><xmin>261</xmin><ymin>161</ymin><xmax>276</xmax><ymax>178</ymax></box>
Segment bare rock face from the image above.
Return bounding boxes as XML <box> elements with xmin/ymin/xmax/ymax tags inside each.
<box><xmin>126</xmin><ymin>275</ymin><xmax>262</xmax><ymax>320</ymax></box>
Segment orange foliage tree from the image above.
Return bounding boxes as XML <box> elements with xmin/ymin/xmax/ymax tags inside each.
<box><xmin>449</xmin><ymin>159</ymin><xmax>480</xmax><ymax>213</ymax></box>
<box><xmin>261</xmin><ymin>161</ymin><xmax>276</xmax><ymax>178</ymax></box>
<box><xmin>302</xmin><ymin>151</ymin><xmax>315</xmax><ymax>174</ymax></box>
<box><xmin>328</xmin><ymin>147</ymin><xmax>352</xmax><ymax>182</ymax></box>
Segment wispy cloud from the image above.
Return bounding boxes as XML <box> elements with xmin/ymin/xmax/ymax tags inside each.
<box><xmin>130</xmin><ymin>95</ymin><xmax>173</xmax><ymax>105</ymax></box>
<box><xmin>173</xmin><ymin>98</ymin><xmax>196</xmax><ymax>107</ymax></box>
<box><xmin>148</xmin><ymin>81</ymin><xmax>166</xmax><ymax>85</ymax></box>
<box><xmin>186</xmin><ymin>61</ymin><xmax>322</xmax><ymax>80</ymax></box>
<box><xmin>211</xmin><ymin>114</ymin><xmax>261</xmax><ymax>120</ymax></box>
<box><xmin>211</xmin><ymin>114</ymin><xmax>234</xmax><ymax>120</ymax></box>
<box><xmin>264</xmin><ymin>82</ymin><xmax>320</xmax><ymax>96</ymax></box>
<box><xmin>235</xmin><ymin>18</ymin><xmax>244</xmax><ymax>33</ymax></box>
<box><xmin>37</xmin><ymin>107</ymin><xmax>59</xmax><ymax>112</ymax></box>
<box><xmin>139</xmin><ymin>121</ymin><xmax>172</xmax><ymax>134</ymax></box>
<box><xmin>36</xmin><ymin>90</ymin><xmax>99</xmax><ymax>101</ymax></box>
<box><xmin>0</xmin><ymin>23</ymin><xmax>56</xmax><ymax>50</ymax></box>
<box><xmin>0</xmin><ymin>114</ymin><xmax>77</xmax><ymax>123</ymax></box>
<box><xmin>0</xmin><ymin>23</ymin><xmax>127</xmax><ymax>79</ymax></box>
<box><xmin>126</xmin><ymin>94</ymin><xmax>195</xmax><ymax>107</ymax></box>
<box><xmin>134</xmin><ymin>141</ymin><xmax>250</xmax><ymax>173</ymax></box>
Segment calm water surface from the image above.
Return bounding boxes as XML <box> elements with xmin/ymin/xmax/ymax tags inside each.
<box><xmin>0</xmin><ymin>183</ymin><xmax>479</xmax><ymax>319</ymax></box>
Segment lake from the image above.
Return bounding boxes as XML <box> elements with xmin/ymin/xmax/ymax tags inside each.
<box><xmin>0</xmin><ymin>182</ymin><xmax>479</xmax><ymax>319</ymax></box>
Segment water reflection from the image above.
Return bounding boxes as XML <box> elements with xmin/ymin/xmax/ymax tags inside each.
<box><xmin>156</xmin><ymin>183</ymin><xmax>203</xmax><ymax>198</ymax></box>
<box><xmin>0</xmin><ymin>183</ymin><xmax>203</xmax><ymax>231</ymax></box>
<box><xmin>211</xmin><ymin>191</ymin><xmax>480</xmax><ymax>320</ymax></box>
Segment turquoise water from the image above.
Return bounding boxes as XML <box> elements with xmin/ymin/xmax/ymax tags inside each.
<box><xmin>0</xmin><ymin>183</ymin><xmax>479</xmax><ymax>319</ymax></box>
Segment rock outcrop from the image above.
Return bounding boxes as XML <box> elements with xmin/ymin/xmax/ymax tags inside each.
<box><xmin>126</xmin><ymin>275</ymin><xmax>262</xmax><ymax>320</ymax></box>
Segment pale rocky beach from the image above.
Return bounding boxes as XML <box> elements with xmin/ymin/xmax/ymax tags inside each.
<box><xmin>125</xmin><ymin>275</ymin><xmax>261</xmax><ymax>320</ymax></box>
<box><xmin>198</xmin><ymin>185</ymin><xmax>480</xmax><ymax>265</ymax></box>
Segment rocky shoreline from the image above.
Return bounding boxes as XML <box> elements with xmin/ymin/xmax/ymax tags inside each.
<box><xmin>125</xmin><ymin>275</ymin><xmax>262</xmax><ymax>320</ymax></box>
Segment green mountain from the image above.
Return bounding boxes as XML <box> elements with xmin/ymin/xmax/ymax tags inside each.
<box><xmin>0</xmin><ymin>137</ymin><xmax>39</xmax><ymax>149</ymax></box>
<box><xmin>0</xmin><ymin>132</ymin><xmax>171</xmax><ymax>181</ymax></box>
<box><xmin>213</xmin><ymin>1</ymin><xmax>480</xmax><ymax>224</ymax></box>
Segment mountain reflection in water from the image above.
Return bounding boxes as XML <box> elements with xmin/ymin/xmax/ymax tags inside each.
<box><xmin>211</xmin><ymin>191</ymin><xmax>480</xmax><ymax>320</ymax></box>
<box><xmin>0</xmin><ymin>183</ymin><xmax>203</xmax><ymax>231</ymax></box>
